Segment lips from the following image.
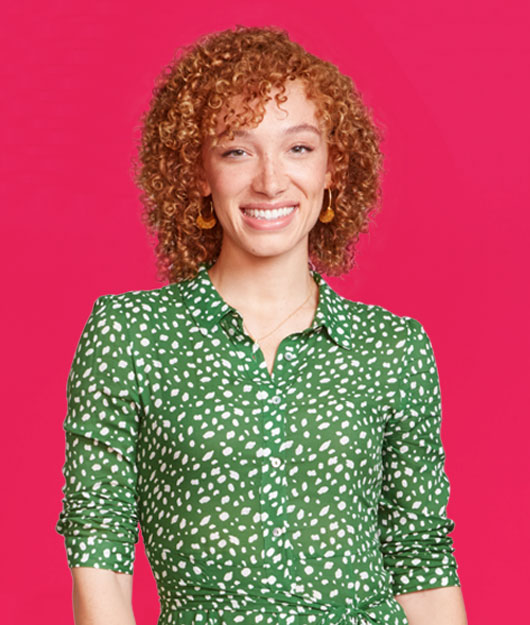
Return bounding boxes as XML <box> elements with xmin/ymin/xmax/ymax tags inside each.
<box><xmin>239</xmin><ymin>202</ymin><xmax>298</xmax><ymax>229</ymax></box>
<box><xmin>240</xmin><ymin>202</ymin><xmax>299</xmax><ymax>220</ymax></box>
<box><xmin>242</xmin><ymin>206</ymin><xmax>296</xmax><ymax>220</ymax></box>
<box><xmin>240</xmin><ymin>201</ymin><xmax>299</xmax><ymax>211</ymax></box>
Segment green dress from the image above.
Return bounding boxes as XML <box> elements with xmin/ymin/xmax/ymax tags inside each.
<box><xmin>56</xmin><ymin>262</ymin><xmax>460</xmax><ymax>625</ymax></box>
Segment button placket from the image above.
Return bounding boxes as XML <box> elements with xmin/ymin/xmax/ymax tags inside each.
<box><xmin>254</xmin><ymin>380</ymin><xmax>289</xmax><ymax>559</ymax></box>
<box><xmin>260</xmin><ymin>458</ymin><xmax>288</xmax><ymax>555</ymax></box>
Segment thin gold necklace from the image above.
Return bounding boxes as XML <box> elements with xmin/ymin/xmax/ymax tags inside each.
<box><xmin>242</xmin><ymin>275</ymin><xmax>317</xmax><ymax>343</ymax></box>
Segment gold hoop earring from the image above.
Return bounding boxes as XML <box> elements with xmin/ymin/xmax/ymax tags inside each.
<box><xmin>319</xmin><ymin>188</ymin><xmax>335</xmax><ymax>223</ymax></box>
<box><xmin>197</xmin><ymin>198</ymin><xmax>217</xmax><ymax>229</ymax></box>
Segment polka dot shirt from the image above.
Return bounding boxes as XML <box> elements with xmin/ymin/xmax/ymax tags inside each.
<box><xmin>56</xmin><ymin>262</ymin><xmax>460</xmax><ymax>625</ymax></box>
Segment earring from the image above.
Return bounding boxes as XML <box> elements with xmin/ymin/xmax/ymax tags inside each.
<box><xmin>197</xmin><ymin>198</ymin><xmax>217</xmax><ymax>229</ymax></box>
<box><xmin>319</xmin><ymin>188</ymin><xmax>335</xmax><ymax>223</ymax></box>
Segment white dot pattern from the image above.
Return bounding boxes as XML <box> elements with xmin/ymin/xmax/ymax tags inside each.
<box><xmin>56</xmin><ymin>263</ymin><xmax>460</xmax><ymax>624</ymax></box>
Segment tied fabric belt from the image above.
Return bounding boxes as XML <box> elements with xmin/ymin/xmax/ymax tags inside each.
<box><xmin>158</xmin><ymin>590</ymin><xmax>380</xmax><ymax>625</ymax></box>
<box><xmin>157</xmin><ymin>601</ymin><xmax>379</xmax><ymax>625</ymax></box>
<box><xmin>321</xmin><ymin>604</ymin><xmax>378</xmax><ymax>625</ymax></box>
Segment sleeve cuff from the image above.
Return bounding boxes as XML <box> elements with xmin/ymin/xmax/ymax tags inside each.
<box><xmin>63</xmin><ymin>535</ymin><xmax>135</xmax><ymax>575</ymax></box>
<box><xmin>390</xmin><ymin>563</ymin><xmax>461</xmax><ymax>595</ymax></box>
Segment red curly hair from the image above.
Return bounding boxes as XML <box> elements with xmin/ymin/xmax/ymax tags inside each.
<box><xmin>132</xmin><ymin>26</ymin><xmax>385</xmax><ymax>282</ymax></box>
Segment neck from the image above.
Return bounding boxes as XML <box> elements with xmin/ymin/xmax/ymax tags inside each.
<box><xmin>207</xmin><ymin>245</ymin><xmax>317</xmax><ymax>321</ymax></box>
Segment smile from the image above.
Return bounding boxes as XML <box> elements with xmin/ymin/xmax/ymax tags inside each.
<box><xmin>241</xmin><ymin>206</ymin><xmax>297</xmax><ymax>220</ymax></box>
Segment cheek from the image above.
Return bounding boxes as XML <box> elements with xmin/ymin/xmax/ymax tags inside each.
<box><xmin>290</xmin><ymin>152</ymin><xmax>329</xmax><ymax>187</ymax></box>
<box><xmin>209</xmin><ymin>166</ymin><xmax>248</xmax><ymax>199</ymax></box>
<box><xmin>292</xmin><ymin>167</ymin><xmax>328</xmax><ymax>196</ymax></box>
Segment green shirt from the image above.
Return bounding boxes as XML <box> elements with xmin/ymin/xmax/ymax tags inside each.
<box><xmin>56</xmin><ymin>262</ymin><xmax>460</xmax><ymax>625</ymax></box>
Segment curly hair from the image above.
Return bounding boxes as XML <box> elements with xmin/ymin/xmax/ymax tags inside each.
<box><xmin>132</xmin><ymin>25</ymin><xmax>385</xmax><ymax>283</ymax></box>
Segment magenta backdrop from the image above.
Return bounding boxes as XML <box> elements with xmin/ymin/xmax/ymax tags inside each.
<box><xmin>2</xmin><ymin>1</ymin><xmax>528</xmax><ymax>623</ymax></box>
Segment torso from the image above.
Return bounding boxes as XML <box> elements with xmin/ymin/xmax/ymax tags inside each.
<box><xmin>57</xmin><ymin>268</ymin><xmax>449</xmax><ymax>624</ymax></box>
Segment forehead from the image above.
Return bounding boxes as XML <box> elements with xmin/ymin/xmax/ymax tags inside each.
<box><xmin>214</xmin><ymin>79</ymin><xmax>321</xmax><ymax>135</ymax></box>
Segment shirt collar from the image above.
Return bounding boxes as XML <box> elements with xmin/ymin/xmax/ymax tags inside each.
<box><xmin>175</xmin><ymin>262</ymin><xmax>353</xmax><ymax>350</ymax></box>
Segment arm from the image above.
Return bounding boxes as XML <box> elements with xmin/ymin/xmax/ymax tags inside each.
<box><xmin>55</xmin><ymin>296</ymin><xmax>142</xmax><ymax>622</ymax></box>
<box><xmin>72</xmin><ymin>568</ymin><xmax>136</xmax><ymax>625</ymax></box>
<box><xmin>378</xmin><ymin>317</ymin><xmax>467</xmax><ymax>624</ymax></box>
<box><xmin>395</xmin><ymin>586</ymin><xmax>467</xmax><ymax>625</ymax></box>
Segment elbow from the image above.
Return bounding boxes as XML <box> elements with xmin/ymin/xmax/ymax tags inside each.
<box><xmin>379</xmin><ymin>530</ymin><xmax>460</xmax><ymax>595</ymax></box>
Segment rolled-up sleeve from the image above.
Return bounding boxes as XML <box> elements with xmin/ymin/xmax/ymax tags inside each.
<box><xmin>377</xmin><ymin>316</ymin><xmax>461</xmax><ymax>594</ymax></box>
<box><xmin>55</xmin><ymin>296</ymin><xmax>141</xmax><ymax>574</ymax></box>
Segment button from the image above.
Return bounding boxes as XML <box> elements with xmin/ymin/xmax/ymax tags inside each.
<box><xmin>285</xmin><ymin>352</ymin><xmax>295</xmax><ymax>361</ymax></box>
<box><xmin>271</xmin><ymin>457</ymin><xmax>281</xmax><ymax>468</ymax></box>
<box><xmin>272</xmin><ymin>527</ymin><xmax>283</xmax><ymax>537</ymax></box>
<box><xmin>271</xmin><ymin>396</ymin><xmax>281</xmax><ymax>404</ymax></box>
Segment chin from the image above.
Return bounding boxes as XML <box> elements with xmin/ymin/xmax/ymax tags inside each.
<box><xmin>247</xmin><ymin>243</ymin><xmax>300</xmax><ymax>260</ymax></box>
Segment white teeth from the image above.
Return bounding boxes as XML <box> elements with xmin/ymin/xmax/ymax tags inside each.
<box><xmin>243</xmin><ymin>206</ymin><xmax>296</xmax><ymax>220</ymax></box>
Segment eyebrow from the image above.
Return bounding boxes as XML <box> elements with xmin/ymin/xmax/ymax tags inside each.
<box><xmin>217</xmin><ymin>123</ymin><xmax>322</xmax><ymax>140</ymax></box>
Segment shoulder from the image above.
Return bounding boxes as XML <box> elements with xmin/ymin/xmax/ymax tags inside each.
<box><xmin>90</xmin><ymin>283</ymin><xmax>185</xmax><ymax>321</ymax></box>
<box><xmin>341</xmin><ymin>296</ymin><xmax>423</xmax><ymax>335</ymax></box>
<box><xmin>95</xmin><ymin>283</ymin><xmax>182</xmax><ymax>311</ymax></box>
<box><xmin>332</xmin><ymin>291</ymin><xmax>430</xmax><ymax>355</ymax></box>
<box><xmin>83</xmin><ymin>283</ymin><xmax>188</xmax><ymax>343</ymax></box>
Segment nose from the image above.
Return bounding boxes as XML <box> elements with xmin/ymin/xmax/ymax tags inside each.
<box><xmin>251</xmin><ymin>155</ymin><xmax>288</xmax><ymax>197</ymax></box>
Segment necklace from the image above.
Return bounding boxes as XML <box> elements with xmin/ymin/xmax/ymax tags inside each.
<box><xmin>242</xmin><ymin>275</ymin><xmax>317</xmax><ymax>344</ymax></box>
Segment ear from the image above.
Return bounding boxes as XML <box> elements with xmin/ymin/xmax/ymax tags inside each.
<box><xmin>196</xmin><ymin>166</ymin><xmax>212</xmax><ymax>197</ymax></box>
<box><xmin>325</xmin><ymin>156</ymin><xmax>334</xmax><ymax>188</ymax></box>
<box><xmin>199</xmin><ymin>179</ymin><xmax>212</xmax><ymax>197</ymax></box>
<box><xmin>197</xmin><ymin>142</ymin><xmax>213</xmax><ymax>197</ymax></box>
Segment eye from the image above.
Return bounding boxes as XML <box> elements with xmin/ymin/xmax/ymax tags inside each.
<box><xmin>221</xmin><ymin>148</ymin><xmax>247</xmax><ymax>158</ymax></box>
<box><xmin>290</xmin><ymin>144</ymin><xmax>313</xmax><ymax>154</ymax></box>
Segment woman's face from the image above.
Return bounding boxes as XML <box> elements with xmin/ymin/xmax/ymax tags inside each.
<box><xmin>200</xmin><ymin>79</ymin><xmax>332</xmax><ymax>264</ymax></box>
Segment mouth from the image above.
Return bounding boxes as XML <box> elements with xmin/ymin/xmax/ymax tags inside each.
<box><xmin>240</xmin><ymin>203</ymin><xmax>298</xmax><ymax>221</ymax></box>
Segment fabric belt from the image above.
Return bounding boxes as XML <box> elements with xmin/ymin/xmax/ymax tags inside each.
<box><xmin>321</xmin><ymin>604</ymin><xmax>378</xmax><ymax>625</ymax></box>
<box><xmin>159</xmin><ymin>602</ymin><xmax>379</xmax><ymax>625</ymax></box>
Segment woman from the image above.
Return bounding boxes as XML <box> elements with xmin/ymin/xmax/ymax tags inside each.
<box><xmin>56</xmin><ymin>26</ymin><xmax>467</xmax><ymax>625</ymax></box>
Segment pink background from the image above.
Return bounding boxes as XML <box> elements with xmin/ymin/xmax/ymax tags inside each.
<box><xmin>2</xmin><ymin>1</ymin><xmax>528</xmax><ymax>623</ymax></box>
